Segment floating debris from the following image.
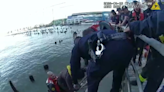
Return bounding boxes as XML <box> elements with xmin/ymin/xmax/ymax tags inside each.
<box><xmin>44</xmin><ymin>65</ymin><xmax>49</xmax><ymax>71</ymax></box>
<box><xmin>9</xmin><ymin>81</ymin><xmax>19</xmax><ymax>92</ymax></box>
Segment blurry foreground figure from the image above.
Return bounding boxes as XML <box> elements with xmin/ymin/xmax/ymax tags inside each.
<box><xmin>125</xmin><ymin>10</ymin><xmax>164</xmax><ymax>92</ymax></box>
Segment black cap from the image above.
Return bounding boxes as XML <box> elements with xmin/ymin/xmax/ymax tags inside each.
<box><xmin>117</xmin><ymin>8</ymin><xmax>121</xmax><ymax>11</ymax></box>
<box><xmin>122</xmin><ymin>6</ymin><xmax>128</xmax><ymax>10</ymax></box>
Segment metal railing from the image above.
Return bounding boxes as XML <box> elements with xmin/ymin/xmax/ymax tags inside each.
<box><xmin>121</xmin><ymin>61</ymin><xmax>144</xmax><ymax>92</ymax></box>
<box><xmin>79</xmin><ymin>76</ymin><xmax>87</xmax><ymax>91</ymax></box>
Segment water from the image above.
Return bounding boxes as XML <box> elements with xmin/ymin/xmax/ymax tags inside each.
<box><xmin>2</xmin><ymin>25</ymin><xmax>163</xmax><ymax>92</ymax></box>
<box><xmin>0</xmin><ymin>25</ymin><xmax>98</xmax><ymax>92</ymax></box>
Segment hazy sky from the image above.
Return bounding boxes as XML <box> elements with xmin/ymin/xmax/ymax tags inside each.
<box><xmin>0</xmin><ymin>0</ymin><xmax>126</xmax><ymax>33</ymax></box>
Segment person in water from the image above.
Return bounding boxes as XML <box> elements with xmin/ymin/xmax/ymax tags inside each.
<box><xmin>73</xmin><ymin>32</ymin><xmax>82</xmax><ymax>45</ymax></box>
<box><xmin>46</xmin><ymin>65</ymin><xmax>86</xmax><ymax>92</ymax></box>
<box><xmin>69</xmin><ymin>27</ymin><xmax>135</xmax><ymax>92</ymax></box>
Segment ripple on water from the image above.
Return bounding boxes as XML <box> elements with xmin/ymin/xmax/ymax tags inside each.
<box><xmin>0</xmin><ymin>26</ymin><xmax>87</xmax><ymax>92</ymax></box>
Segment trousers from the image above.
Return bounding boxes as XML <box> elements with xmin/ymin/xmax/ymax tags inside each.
<box><xmin>144</xmin><ymin>55</ymin><xmax>164</xmax><ymax>92</ymax></box>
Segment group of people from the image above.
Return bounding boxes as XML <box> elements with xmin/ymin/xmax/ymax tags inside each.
<box><xmin>110</xmin><ymin>1</ymin><xmax>144</xmax><ymax>26</ymax></box>
<box><xmin>111</xmin><ymin>0</ymin><xmax>148</xmax><ymax>67</ymax></box>
<box><xmin>45</xmin><ymin>0</ymin><xmax>164</xmax><ymax>92</ymax></box>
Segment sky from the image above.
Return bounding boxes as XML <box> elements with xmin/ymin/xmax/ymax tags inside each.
<box><xmin>0</xmin><ymin>0</ymin><xmax>126</xmax><ymax>35</ymax></box>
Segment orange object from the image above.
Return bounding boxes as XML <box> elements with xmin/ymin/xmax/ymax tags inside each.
<box><xmin>91</xmin><ymin>24</ymin><xmax>99</xmax><ymax>31</ymax></box>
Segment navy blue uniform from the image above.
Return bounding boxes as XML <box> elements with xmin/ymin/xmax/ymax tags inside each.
<box><xmin>111</xmin><ymin>15</ymin><xmax>119</xmax><ymax>24</ymax></box>
<box><xmin>144</xmin><ymin>8</ymin><xmax>153</xmax><ymax>18</ymax></box>
<box><xmin>129</xmin><ymin>10</ymin><xmax>164</xmax><ymax>92</ymax></box>
<box><xmin>119</xmin><ymin>13</ymin><xmax>124</xmax><ymax>23</ymax></box>
<box><xmin>129</xmin><ymin>10</ymin><xmax>145</xmax><ymax>66</ymax></box>
<box><xmin>70</xmin><ymin>30</ymin><xmax>134</xmax><ymax>92</ymax></box>
<box><xmin>138</xmin><ymin>7</ymin><xmax>154</xmax><ymax>79</ymax></box>
<box><xmin>159</xmin><ymin>1</ymin><xmax>164</xmax><ymax>10</ymax></box>
<box><xmin>123</xmin><ymin>11</ymin><xmax>131</xmax><ymax>26</ymax></box>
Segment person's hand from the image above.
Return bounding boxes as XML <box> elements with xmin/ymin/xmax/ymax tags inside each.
<box><xmin>124</xmin><ymin>27</ymin><xmax>130</xmax><ymax>32</ymax></box>
<box><xmin>110</xmin><ymin>23</ymin><xmax>115</xmax><ymax>26</ymax></box>
<box><xmin>117</xmin><ymin>23</ymin><xmax>122</xmax><ymax>27</ymax></box>
<box><xmin>73</xmin><ymin>84</ymin><xmax>81</xmax><ymax>91</ymax></box>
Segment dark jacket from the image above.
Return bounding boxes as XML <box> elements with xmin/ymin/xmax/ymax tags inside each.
<box><xmin>70</xmin><ymin>30</ymin><xmax>134</xmax><ymax>84</ymax></box>
<box><xmin>118</xmin><ymin>13</ymin><xmax>124</xmax><ymax>23</ymax></box>
<box><xmin>111</xmin><ymin>15</ymin><xmax>119</xmax><ymax>24</ymax></box>
<box><xmin>129</xmin><ymin>10</ymin><xmax>164</xmax><ymax>57</ymax></box>
<box><xmin>144</xmin><ymin>8</ymin><xmax>153</xmax><ymax>18</ymax></box>
<box><xmin>57</xmin><ymin>70</ymin><xmax>74</xmax><ymax>92</ymax></box>
<box><xmin>158</xmin><ymin>1</ymin><xmax>164</xmax><ymax>10</ymax></box>
<box><xmin>123</xmin><ymin>11</ymin><xmax>132</xmax><ymax>26</ymax></box>
<box><xmin>57</xmin><ymin>67</ymin><xmax>85</xmax><ymax>92</ymax></box>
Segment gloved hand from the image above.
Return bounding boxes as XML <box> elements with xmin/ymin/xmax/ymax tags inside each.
<box><xmin>73</xmin><ymin>83</ymin><xmax>81</xmax><ymax>91</ymax></box>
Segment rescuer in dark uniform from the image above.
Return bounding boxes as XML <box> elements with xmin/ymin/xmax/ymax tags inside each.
<box><xmin>117</xmin><ymin>8</ymin><xmax>124</xmax><ymax>24</ymax></box>
<box><xmin>119</xmin><ymin>6</ymin><xmax>131</xmax><ymax>26</ymax></box>
<box><xmin>110</xmin><ymin>10</ymin><xmax>119</xmax><ymax>24</ymax></box>
<box><xmin>130</xmin><ymin>0</ymin><xmax>145</xmax><ymax>66</ymax></box>
<box><xmin>70</xmin><ymin>27</ymin><xmax>134</xmax><ymax>92</ymax></box>
<box><xmin>131</xmin><ymin>0</ymin><xmax>164</xmax><ymax>87</ymax></box>
<box><xmin>124</xmin><ymin>10</ymin><xmax>164</xmax><ymax>92</ymax></box>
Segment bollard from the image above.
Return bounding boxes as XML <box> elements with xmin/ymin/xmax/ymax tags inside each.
<box><xmin>44</xmin><ymin>65</ymin><xmax>49</xmax><ymax>71</ymax></box>
<box><xmin>29</xmin><ymin>75</ymin><xmax>35</xmax><ymax>82</ymax></box>
<box><xmin>9</xmin><ymin>81</ymin><xmax>19</xmax><ymax>92</ymax></box>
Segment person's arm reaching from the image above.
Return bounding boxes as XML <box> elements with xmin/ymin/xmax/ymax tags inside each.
<box><xmin>120</xmin><ymin>16</ymin><xmax>128</xmax><ymax>26</ymax></box>
<box><xmin>70</xmin><ymin>44</ymin><xmax>81</xmax><ymax>84</ymax></box>
<box><xmin>128</xmin><ymin>11</ymin><xmax>158</xmax><ymax>37</ymax></box>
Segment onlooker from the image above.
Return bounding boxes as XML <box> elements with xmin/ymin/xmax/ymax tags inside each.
<box><xmin>119</xmin><ymin>6</ymin><xmax>131</xmax><ymax>26</ymax></box>
<box><xmin>110</xmin><ymin>10</ymin><xmax>119</xmax><ymax>24</ymax></box>
<box><xmin>130</xmin><ymin>1</ymin><xmax>144</xmax><ymax>21</ymax></box>
<box><xmin>117</xmin><ymin>8</ymin><xmax>124</xmax><ymax>24</ymax></box>
<box><xmin>130</xmin><ymin>0</ymin><xmax>145</xmax><ymax>66</ymax></box>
